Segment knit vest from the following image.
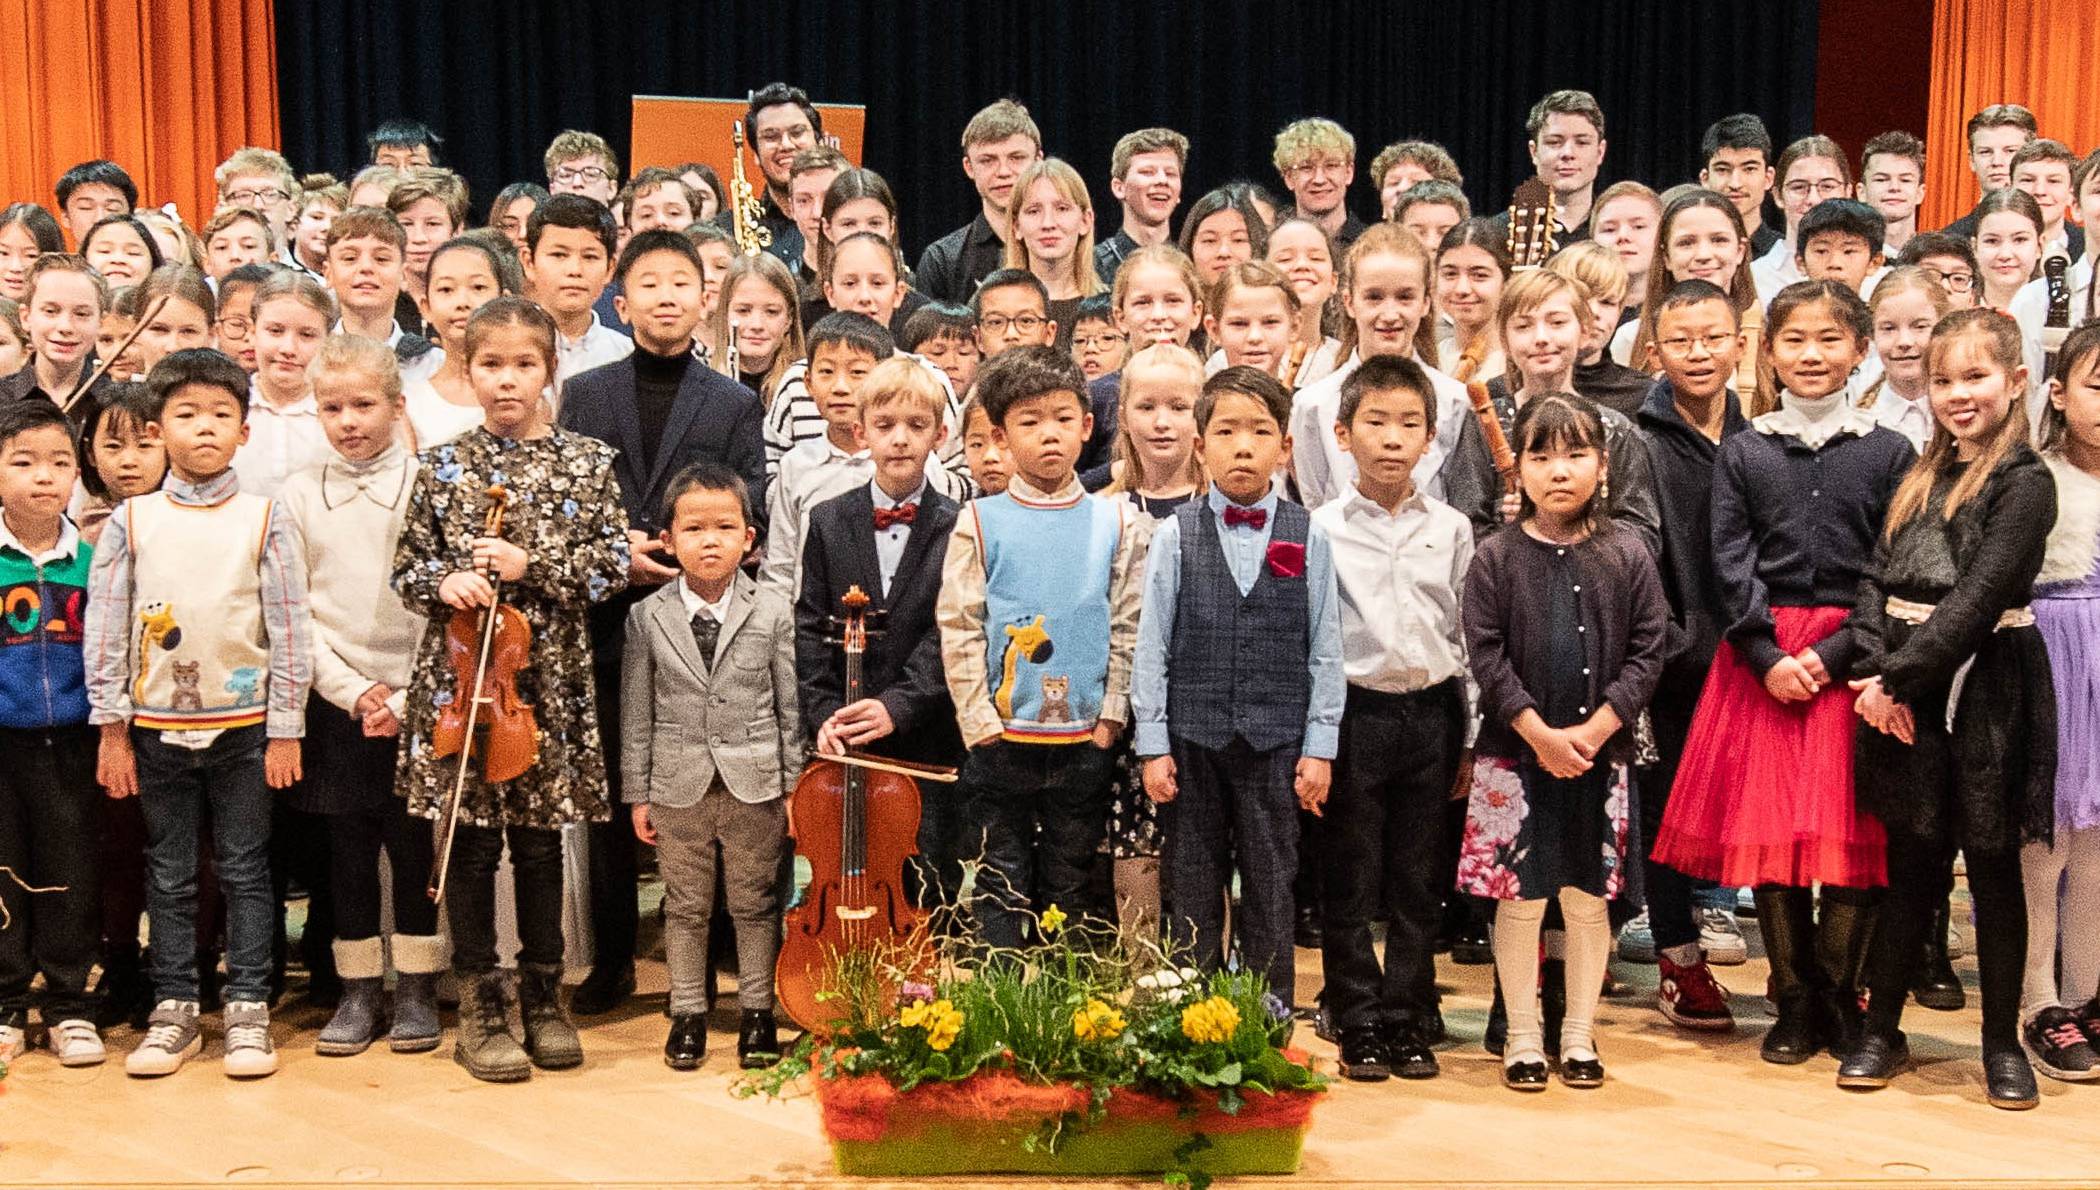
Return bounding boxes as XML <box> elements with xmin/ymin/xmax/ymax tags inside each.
<box><xmin>1165</xmin><ymin>500</ymin><xmax>1313</xmax><ymax>753</ymax></box>
<box><xmin>0</xmin><ymin>536</ymin><xmax>91</xmax><ymax>729</ymax></box>
<box><xmin>127</xmin><ymin>491</ymin><xmax>272</xmax><ymax>731</ymax></box>
<box><xmin>974</xmin><ymin>488</ymin><xmax>1122</xmax><ymax>743</ymax></box>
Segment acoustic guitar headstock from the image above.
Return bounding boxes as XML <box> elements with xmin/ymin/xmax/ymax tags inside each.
<box><xmin>1507</xmin><ymin>177</ymin><xmax>1558</xmax><ymax>270</ymax></box>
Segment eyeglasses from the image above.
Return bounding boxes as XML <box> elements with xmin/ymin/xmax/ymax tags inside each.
<box><xmin>756</xmin><ymin>126</ymin><xmax>814</xmax><ymax>148</ymax></box>
<box><xmin>217</xmin><ymin>316</ymin><xmax>252</xmax><ymax>336</ymax></box>
<box><xmin>1288</xmin><ymin>159</ymin><xmax>1350</xmax><ymax>180</ymax></box>
<box><xmin>980</xmin><ymin>313</ymin><xmax>1046</xmax><ymax>334</ymax></box>
<box><xmin>1918</xmin><ymin>266</ymin><xmax>1976</xmax><ymax>293</ymax></box>
<box><xmin>226</xmin><ymin>187</ymin><xmax>289</xmax><ymax>207</ymax></box>
<box><xmin>1782</xmin><ymin>179</ymin><xmax>1848</xmax><ymax>199</ymax></box>
<box><xmin>1656</xmin><ymin>332</ymin><xmax>1738</xmax><ymax>357</ymax></box>
<box><xmin>1074</xmin><ymin>332</ymin><xmax>1127</xmax><ymax>353</ymax></box>
<box><xmin>551</xmin><ymin>165</ymin><xmax>610</xmax><ymax>185</ymax></box>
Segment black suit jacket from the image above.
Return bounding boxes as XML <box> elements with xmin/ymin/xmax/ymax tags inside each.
<box><xmin>557</xmin><ymin>352</ymin><xmax>769</xmax><ymax>536</ymax></box>
<box><xmin>794</xmin><ymin>484</ymin><xmax>963</xmax><ymax>767</ymax></box>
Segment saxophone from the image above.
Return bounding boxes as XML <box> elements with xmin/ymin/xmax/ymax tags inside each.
<box><xmin>729</xmin><ymin>121</ymin><xmax>773</xmax><ymax>257</ymax></box>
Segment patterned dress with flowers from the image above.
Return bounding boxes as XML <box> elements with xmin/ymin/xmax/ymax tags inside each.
<box><xmin>391</xmin><ymin>427</ymin><xmax>630</xmax><ymax>829</ymax></box>
<box><xmin>1457</xmin><ymin>536</ymin><xmax>1634</xmax><ymax>901</ymax></box>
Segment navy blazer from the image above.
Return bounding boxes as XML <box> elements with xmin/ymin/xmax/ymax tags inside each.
<box><xmin>557</xmin><ymin>353</ymin><xmax>768</xmax><ymax>536</ymax></box>
<box><xmin>793</xmin><ymin>483</ymin><xmax>963</xmax><ymax>767</ymax></box>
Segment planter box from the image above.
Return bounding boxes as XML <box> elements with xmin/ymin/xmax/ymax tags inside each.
<box><xmin>815</xmin><ymin>1068</ymin><xmax>1320</xmax><ymax>1177</ymax></box>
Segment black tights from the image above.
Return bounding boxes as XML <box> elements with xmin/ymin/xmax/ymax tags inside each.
<box><xmin>1867</xmin><ymin>833</ymin><xmax>2025</xmax><ymax>1051</ymax></box>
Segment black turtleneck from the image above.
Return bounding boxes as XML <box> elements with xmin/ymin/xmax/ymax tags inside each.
<box><xmin>633</xmin><ymin>345</ymin><xmax>692</xmax><ymax>470</ymax></box>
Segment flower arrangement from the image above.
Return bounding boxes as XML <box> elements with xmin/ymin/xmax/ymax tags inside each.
<box><xmin>741</xmin><ymin>905</ymin><xmax>1325</xmax><ymax>1181</ymax></box>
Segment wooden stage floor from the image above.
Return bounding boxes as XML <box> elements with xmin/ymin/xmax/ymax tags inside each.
<box><xmin>4</xmin><ymin>914</ymin><xmax>2097</xmax><ymax>1189</ymax></box>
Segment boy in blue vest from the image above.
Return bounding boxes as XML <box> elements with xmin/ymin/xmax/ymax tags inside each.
<box><xmin>1132</xmin><ymin>366</ymin><xmax>1344</xmax><ymax>1011</ymax></box>
<box><xmin>0</xmin><ymin>401</ymin><xmax>103</xmax><ymax>1067</ymax></box>
<box><xmin>85</xmin><ymin>349</ymin><xmax>311</xmax><ymax>1080</ymax></box>
<box><xmin>936</xmin><ymin>346</ymin><xmax>1146</xmax><ymax>950</ymax></box>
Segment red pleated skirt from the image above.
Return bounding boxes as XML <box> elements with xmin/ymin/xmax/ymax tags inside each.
<box><xmin>1651</xmin><ymin>605</ymin><xmax>1887</xmax><ymax>888</ymax></box>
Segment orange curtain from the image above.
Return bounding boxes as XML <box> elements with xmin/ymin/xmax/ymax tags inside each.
<box><xmin>1925</xmin><ymin>0</ymin><xmax>2100</xmax><ymax>229</ymax></box>
<box><xmin>0</xmin><ymin>0</ymin><xmax>278</xmax><ymax>244</ymax></box>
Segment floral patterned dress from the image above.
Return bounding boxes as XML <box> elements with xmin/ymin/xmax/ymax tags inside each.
<box><xmin>390</xmin><ymin>427</ymin><xmax>630</xmax><ymax>829</ymax></box>
<box><xmin>1106</xmin><ymin>490</ymin><xmax>1193</xmax><ymax>859</ymax></box>
<box><xmin>1457</xmin><ymin>535</ymin><xmax>1633</xmax><ymax>901</ymax></box>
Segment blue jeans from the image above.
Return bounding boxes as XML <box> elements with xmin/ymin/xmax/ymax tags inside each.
<box><xmin>134</xmin><ymin>725</ymin><xmax>274</xmax><ymax>1004</ymax></box>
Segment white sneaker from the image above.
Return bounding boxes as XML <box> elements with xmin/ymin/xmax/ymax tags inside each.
<box><xmin>1617</xmin><ymin>910</ymin><xmax>1656</xmax><ymax>962</ymax></box>
<box><xmin>0</xmin><ymin>1022</ymin><xmax>24</xmax><ymax>1062</ymax></box>
<box><xmin>222</xmin><ymin>1000</ymin><xmax>277</xmax><ymax>1078</ymax></box>
<box><xmin>47</xmin><ymin>1018</ymin><xmax>107</xmax><ymax>1067</ymax></box>
<box><xmin>1699</xmin><ymin>907</ymin><xmax>1749</xmax><ymax>966</ymax></box>
<box><xmin>125</xmin><ymin>1000</ymin><xmax>202</xmax><ymax>1077</ymax></box>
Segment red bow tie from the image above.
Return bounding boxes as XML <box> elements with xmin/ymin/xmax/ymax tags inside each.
<box><xmin>873</xmin><ymin>502</ymin><xmax>919</xmax><ymax>530</ymax></box>
<box><xmin>1223</xmin><ymin>504</ymin><xmax>1267</xmax><ymax>530</ymax></box>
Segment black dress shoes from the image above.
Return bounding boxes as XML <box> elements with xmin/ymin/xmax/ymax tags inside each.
<box><xmin>1502</xmin><ymin>1056</ymin><xmax>1549</xmax><ymax>1091</ymax></box>
<box><xmin>1559</xmin><ymin>1053</ymin><xmax>1605</xmax><ymax>1088</ymax></box>
<box><xmin>1836</xmin><ymin>1029</ymin><xmax>1909</xmax><ymax>1089</ymax></box>
<box><xmin>664</xmin><ymin>1014</ymin><xmax>707</xmax><ymax>1070</ymax></box>
<box><xmin>1983</xmin><ymin>1043</ymin><xmax>2040</xmax><ymax>1110</ymax></box>
<box><xmin>1337</xmin><ymin>1027</ymin><xmax>1391</xmax><ymax>1081</ymax></box>
<box><xmin>738</xmin><ymin>1009</ymin><xmax>781</xmax><ymax>1069</ymax></box>
<box><xmin>570</xmin><ymin>965</ymin><xmax>636</xmax><ymax>1016</ymax></box>
<box><xmin>1384</xmin><ymin>1026</ymin><xmax>1440</xmax><ymax>1080</ymax></box>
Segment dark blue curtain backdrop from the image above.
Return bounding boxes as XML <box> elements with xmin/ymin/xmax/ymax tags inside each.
<box><xmin>277</xmin><ymin>0</ymin><xmax>1819</xmax><ymax>257</ymax></box>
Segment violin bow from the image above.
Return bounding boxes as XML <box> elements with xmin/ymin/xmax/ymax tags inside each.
<box><xmin>428</xmin><ymin>485</ymin><xmax>513</xmax><ymax>903</ymax></box>
<box><xmin>61</xmin><ymin>295</ymin><xmax>169</xmax><ymax>415</ymax></box>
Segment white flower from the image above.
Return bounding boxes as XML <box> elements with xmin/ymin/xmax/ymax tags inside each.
<box><xmin>1177</xmin><ymin>967</ymin><xmax>1199</xmax><ymax>984</ymax></box>
<box><xmin>1165</xmin><ymin>987</ymin><xmax>1187</xmax><ymax>1003</ymax></box>
<box><xmin>1155</xmin><ymin>969</ymin><xmax>1183</xmax><ymax>989</ymax></box>
<box><xmin>1136</xmin><ymin>974</ymin><xmax>1158</xmax><ymax>991</ymax></box>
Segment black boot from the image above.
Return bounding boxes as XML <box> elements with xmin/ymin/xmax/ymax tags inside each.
<box><xmin>1910</xmin><ymin>899</ymin><xmax>1964</xmax><ymax>1011</ymax></box>
<box><xmin>517</xmin><ymin>962</ymin><xmax>583</xmax><ymax>1070</ymax></box>
<box><xmin>1815</xmin><ymin>890</ymin><xmax>1879</xmax><ymax>1057</ymax></box>
<box><xmin>1754</xmin><ymin>887</ymin><xmax>1823</xmax><ymax>1064</ymax></box>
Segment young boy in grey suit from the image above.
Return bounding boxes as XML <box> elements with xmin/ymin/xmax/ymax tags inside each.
<box><xmin>622</xmin><ymin>463</ymin><xmax>803</xmax><ymax>1071</ymax></box>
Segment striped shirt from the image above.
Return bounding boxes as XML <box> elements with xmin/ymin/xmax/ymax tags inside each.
<box><xmin>761</xmin><ymin>350</ymin><xmax>967</xmax><ymax>482</ymax></box>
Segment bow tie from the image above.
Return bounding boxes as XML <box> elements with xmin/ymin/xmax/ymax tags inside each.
<box><xmin>873</xmin><ymin>502</ymin><xmax>918</xmax><ymax>530</ymax></box>
<box><xmin>1222</xmin><ymin>504</ymin><xmax>1267</xmax><ymax>530</ymax></box>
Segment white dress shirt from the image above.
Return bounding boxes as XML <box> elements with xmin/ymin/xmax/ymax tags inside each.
<box><xmin>871</xmin><ymin>477</ymin><xmax>926</xmax><ymax>596</ymax></box>
<box><xmin>678</xmin><ymin>577</ymin><xmax>734</xmax><ymax>625</ymax></box>
<box><xmin>1868</xmin><ymin>382</ymin><xmax>1934</xmax><ymax>453</ymax></box>
<box><xmin>233</xmin><ymin>382</ymin><xmax>331</xmax><ymax>498</ymax></box>
<box><xmin>1313</xmin><ymin>483</ymin><xmax>1474</xmax><ymax>697</ymax></box>
<box><xmin>554</xmin><ymin>312</ymin><xmax>635</xmax><ymax>396</ymax></box>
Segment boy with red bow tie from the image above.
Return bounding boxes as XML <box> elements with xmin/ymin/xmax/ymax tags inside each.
<box><xmin>1131</xmin><ymin>366</ymin><xmax>1345</xmax><ymax>1011</ymax></box>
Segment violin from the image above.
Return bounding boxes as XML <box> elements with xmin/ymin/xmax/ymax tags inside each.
<box><xmin>427</xmin><ymin>485</ymin><xmax>541</xmax><ymax>902</ymax></box>
<box><xmin>775</xmin><ymin>586</ymin><xmax>956</xmax><ymax>1034</ymax></box>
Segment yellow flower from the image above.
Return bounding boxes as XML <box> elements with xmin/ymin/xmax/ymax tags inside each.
<box><xmin>900</xmin><ymin>997</ymin><xmax>963</xmax><ymax>1051</ymax></box>
<box><xmin>1039</xmin><ymin>904</ymin><xmax>1067</xmax><ymax>936</ymax></box>
<box><xmin>1073</xmin><ymin>998</ymin><xmax>1128</xmax><ymax>1043</ymax></box>
<box><xmin>1179</xmin><ymin>996</ymin><xmax>1241</xmax><ymax>1045</ymax></box>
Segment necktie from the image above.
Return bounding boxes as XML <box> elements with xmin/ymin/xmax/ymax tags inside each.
<box><xmin>873</xmin><ymin>502</ymin><xmax>919</xmax><ymax>530</ymax></box>
<box><xmin>689</xmin><ymin>612</ymin><xmax>720</xmax><ymax>670</ymax></box>
<box><xmin>1222</xmin><ymin>504</ymin><xmax>1267</xmax><ymax>530</ymax></box>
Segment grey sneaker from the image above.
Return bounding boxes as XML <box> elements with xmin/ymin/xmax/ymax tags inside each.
<box><xmin>48</xmin><ymin>1018</ymin><xmax>107</xmax><ymax>1067</ymax></box>
<box><xmin>222</xmin><ymin>1000</ymin><xmax>278</xmax><ymax>1078</ymax></box>
<box><xmin>1699</xmin><ymin>907</ymin><xmax>1748</xmax><ymax>966</ymax></box>
<box><xmin>125</xmin><ymin>1000</ymin><xmax>203</xmax><ymax>1077</ymax></box>
<box><xmin>1617</xmin><ymin>910</ymin><xmax>1656</xmax><ymax>962</ymax></box>
<box><xmin>0</xmin><ymin>1020</ymin><xmax>24</xmax><ymax>1062</ymax></box>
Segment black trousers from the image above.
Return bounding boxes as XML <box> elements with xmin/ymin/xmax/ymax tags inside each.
<box><xmin>960</xmin><ymin>739</ymin><xmax>1116</xmax><ymax>951</ymax></box>
<box><xmin>0</xmin><ymin>726</ymin><xmax>101</xmax><ymax>1022</ymax></box>
<box><xmin>330</xmin><ymin>801</ymin><xmax>438</xmax><ymax>940</ymax></box>
<box><xmin>1162</xmin><ymin>737</ymin><xmax>1302</xmax><ymax>1009</ymax></box>
<box><xmin>270</xmin><ymin>802</ymin><xmax>335</xmax><ymax>986</ymax></box>
<box><xmin>445</xmin><ymin>824</ymin><xmax>565</xmax><ymax>975</ymax></box>
<box><xmin>1870</xmin><ymin>831</ymin><xmax>2025</xmax><ymax>1049</ymax></box>
<box><xmin>1319</xmin><ymin>682</ymin><xmax>1464</xmax><ymax>1032</ymax></box>
<box><xmin>1640</xmin><ymin>678</ymin><xmax>1705</xmax><ymax>955</ymax></box>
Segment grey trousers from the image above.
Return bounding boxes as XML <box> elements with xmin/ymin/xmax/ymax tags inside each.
<box><xmin>652</xmin><ymin>794</ymin><xmax>787</xmax><ymax>1015</ymax></box>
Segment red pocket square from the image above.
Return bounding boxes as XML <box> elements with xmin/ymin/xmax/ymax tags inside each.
<box><xmin>1266</xmin><ymin>540</ymin><xmax>1306</xmax><ymax>578</ymax></box>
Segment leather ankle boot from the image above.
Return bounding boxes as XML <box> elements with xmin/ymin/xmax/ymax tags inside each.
<box><xmin>518</xmin><ymin>962</ymin><xmax>583</xmax><ymax>1070</ymax></box>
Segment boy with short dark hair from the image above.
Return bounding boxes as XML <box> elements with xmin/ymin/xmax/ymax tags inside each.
<box><xmin>1133</xmin><ymin>365</ymin><xmax>1342</xmax><ymax>1011</ymax></box>
<box><xmin>1795</xmin><ymin>198</ymin><xmax>1886</xmax><ymax>295</ymax></box>
<box><xmin>1942</xmin><ymin>104</ymin><xmax>2037</xmax><ymax>238</ymax></box>
<box><xmin>55</xmin><ymin>160</ymin><xmax>137</xmax><ymax>246</ymax></box>
<box><xmin>900</xmin><ymin>302</ymin><xmax>981</xmax><ymax>394</ymax></box>
<box><xmin>323</xmin><ymin>207</ymin><xmax>436</xmax><ymax>375</ymax></box>
<box><xmin>1700</xmin><ymin>114</ymin><xmax>1780</xmax><ymax>258</ymax></box>
<box><xmin>1393</xmin><ymin>182</ymin><xmax>1470</xmax><ymax>254</ymax></box>
<box><xmin>1858</xmin><ymin>131</ymin><xmax>1927</xmax><ymax>256</ymax></box>
<box><xmin>1311</xmin><ymin>355</ymin><xmax>1470</xmax><ymax>1080</ymax></box>
<box><xmin>0</xmin><ymin>400</ymin><xmax>104</xmax><ymax>1067</ymax></box>
<box><xmin>212</xmin><ymin>263</ymin><xmax>276</xmax><ymax>375</ymax></box>
<box><xmin>524</xmin><ymin>193</ymin><xmax>633</xmax><ymax>392</ymax></box>
<box><xmin>918</xmin><ymin>100</ymin><xmax>1043</xmax><ymax>302</ymax></box>
<box><xmin>367</xmin><ymin>119</ymin><xmax>441</xmax><ymax>169</ymax></box>
<box><xmin>957</xmin><ymin>395</ymin><xmax>1012</xmax><ymax>495</ymax></box>
<box><xmin>1070</xmin><ymin>295</ymin><xmax>1126</xmax><ymax>383</ymax></box>
<box><xmin>731</xmin><ymin>82</ymin><xmax>822</xmax><ymax>266</ymax></box>
<box><xmin>624</xmin><ymin>462</ymin><xmax>801</xmax><ymax>1070</ymax></box>
<box><xmin>87</xmin><ymin>348</ymin><xmax>311</xmax><ymax>1079</ymax></box>
<box><xmin>1494</xmin><ymin>90</ymin><xmax>1608</xmax><ymax>243</ymax></box>
<box><xmin>937</xmin><ymin>346</ymin><xmax>1146</xmax><ymax>947</ymax></box>
<box><xmin>971</xmin><ymin>268</ymin><xmax>1057</xmax><ymax>358</ymax></box>
<box><xmin>1096</xmin><ymin>127</ymin><xmax>1189</xmax><ymax>283</ymax></box>
<box><xmin>1895</xmin><ymin>232</ymin><xmax>1982</xmax><ymax>308</ymax></box>
<box><xmin>2011</xmin><ymin>138</ymin><xmax>2084</xmax><ymax>262</ymax></box>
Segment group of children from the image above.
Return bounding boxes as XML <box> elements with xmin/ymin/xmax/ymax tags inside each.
<box><xmin>0</xmin><ymin>87</ymin><xmax>2097</xmax><ymax>1123</ymax></box>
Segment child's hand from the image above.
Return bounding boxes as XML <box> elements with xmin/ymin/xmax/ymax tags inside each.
<box><xmin>1566</xmin><ymin>706</ymin><xmax>1622</xmax><ymax>760</ymax></box>
<box><xmin>439</xmin><ymin>570</ymin><xmax>496</xmax><ymax>610</ymax></box>
<box><xmin>1142</xmin><ymin>755</ymin><xmax>1178</xmax><ymax>804</ymax></box>
<box><xmin>1795</xmin><ymin>648</ymin><xmax>1829</xmax><ymax>687</ymax></box>
<box><xmin>354</xmin><ymin>683</ymin><xmax>394</xmax><ymax>719</ymax></box>
<box><xmin>1294</xmin><ymin>756</ymin><xmax>1332</xmax><ymax>816</ymax></box>
<box><xmin>632</xmin><ymin>803</ymin><xmax>656</xmax><ymax>845</ymax></box>
<box><xmin>1849</xmin><ymin>676</ymin><xmax>1916</xmax><ymax>744</ymax></box>
<box><xmin>265</xmin><ymin>738</ymin><xmax>303</xmax><ymax>789</ymax></box>
<box><xmin>362</xmin><ymin>706</ymin><xmax>401</xmax><ymax>737</ymax></box>
<box><xmin>1091</xmin><ymin>719</ymin><xmax>1120</xmax><ymax>750</ymax></box>
<box><xmin>1450</xmin><ymin>748</ymin><xmax>1475</xmax><ymax>801</ymax></box>
<box><xmin>98</xmin><ymin>723</ymin><xmax>137</xmax><ymax>799</ymax></box>
<box><xmin>1528</xmin><ymin>726</ymin><xmax>1594</xmax><ymax>779</ymax></box>
<box><xmin>1763</xmin><ymin>655</ymin><xmax>1819</xmax><ymax>702</ymax></box>
<box><xmin>824</xmin><ymin>698</ymin><xmax>895</xmax><ymax>752</ymax></box>
<box><xmin>1499</xmin><ymin>492</ymin><xmax>1521</xmax><ymax>524</ymax></box>
<box><xmin>471</xmin><ymin>536</ymin><xmax>528</xmax><ymax>582</ymax></box>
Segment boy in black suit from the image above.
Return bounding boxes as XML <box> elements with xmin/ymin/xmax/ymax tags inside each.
<box><xmin>557</xmin><ymin>228</ymin><xmax>768</xmax><ymax>1014</ymax></box>
<box><xmin>795</xmin><ymin>357</ymin><xmax>965</xmax><ymax>906</ymax></box>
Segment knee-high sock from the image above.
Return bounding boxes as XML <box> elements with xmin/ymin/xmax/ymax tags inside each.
<box><xmin>2022</xmin><ymin>838</ymin><xmax>2071</xmax><ymax>1014</ymax></box>
<box><xmin>2063</xmin><ymin>827</ymin><xmax>2100</xmax><ymax>1006</ymax></box>
<box><xmin>1493</xmin><ymin>897</ymin><xmax>1548</xmax><ymax>1062</ymax></box>
<box><xmin>1557</xmin><ymin>888</ymin><xmax>1610</xmax><ymax>1061</ymax></box>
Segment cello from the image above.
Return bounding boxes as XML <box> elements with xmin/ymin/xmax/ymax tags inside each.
<box><xmin>776</xmin><ymin>586</ymin><xmax>956</xmax><ymax>1034</ymax></box>
<box><xmin>426</xmin><ymin>485</ymin><xmax>542</xmax><ymax>902</ymax></box>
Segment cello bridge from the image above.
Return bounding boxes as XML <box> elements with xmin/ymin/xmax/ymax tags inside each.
<box><xmin>834</xmin><ymin>906</ymin><xmax>876</xmax><ymax>921</ymax></box>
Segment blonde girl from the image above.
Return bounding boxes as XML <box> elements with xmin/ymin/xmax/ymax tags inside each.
<box><xmin>706</xmin><ymin>251</ymin><xmax>803</xmax><ymax>404</ymax></box>
<box><xmin>1004</xmin><ymin>158</ymin><xmax>1103</xmax><ymax>344</ymax></box>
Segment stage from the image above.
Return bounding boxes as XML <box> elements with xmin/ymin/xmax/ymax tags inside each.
<box><xmin>4</xmin><ymin>901</ymin><xmax>2098</xmax><ymax>1189</ymax></box>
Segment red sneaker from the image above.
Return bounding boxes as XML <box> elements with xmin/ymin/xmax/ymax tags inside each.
<box><xmin>1658</xmin><ymin>954</ymin><xmax>1736</xmax><ymax>1032</ymax></box>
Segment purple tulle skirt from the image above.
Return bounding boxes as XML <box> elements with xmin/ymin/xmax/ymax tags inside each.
<box><xmin>2036</xmin><ymin>590</ymin><xmax>2100</xmax><ymax>831</ymax></box>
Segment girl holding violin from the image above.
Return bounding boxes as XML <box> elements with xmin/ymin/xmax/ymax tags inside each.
<box><xmin>390</xmin><ymin>295</ymin><xmax>630</xmax><ymax>1084</ymax></box>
